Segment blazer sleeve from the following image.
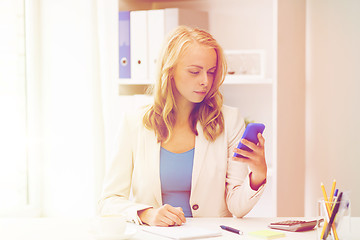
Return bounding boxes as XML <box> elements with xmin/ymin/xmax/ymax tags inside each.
<box><xmin>97</xmin><ymin>110</ymin><xmax>151</xmax><ymax>224</ymax></box>
<box><xmin>223</xmin><ymin>106</ymin><xmax>266</xmax><ymax>217</ymax></box>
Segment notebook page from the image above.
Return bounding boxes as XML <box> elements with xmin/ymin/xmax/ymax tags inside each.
<box><xmin>141</xmin><ymin>224</ymin><xmax>222</xmax><ymax>240</ymax></box>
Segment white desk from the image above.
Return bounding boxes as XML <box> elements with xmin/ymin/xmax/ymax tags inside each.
<box><xmin>0</xmin><ymin>217</ymin><xmax>358</xmax><ymax>240</ymax></box>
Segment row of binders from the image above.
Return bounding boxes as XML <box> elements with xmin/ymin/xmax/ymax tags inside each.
<box><xmin>119</xmin><ymin>8</ymin><xmax>208</xmax><ymax>82</ymax></box>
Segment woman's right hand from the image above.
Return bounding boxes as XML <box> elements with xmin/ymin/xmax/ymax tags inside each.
<box><xmin>138</xmin><ymin>204</ymin><xmax>186</xmax><ymax>226</ymax></box>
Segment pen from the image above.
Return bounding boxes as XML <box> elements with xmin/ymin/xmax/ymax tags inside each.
<box><xmin>331</xmin><ymin>189</ymin><xmax>338</xmax><ymax>209</ymax></box>
<box><xmin>220</xmin><ymin>225</ymin><xmax>243</xmax><ymax>235</ymax></box>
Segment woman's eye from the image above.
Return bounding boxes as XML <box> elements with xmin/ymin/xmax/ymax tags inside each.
<box><xmin>189</xmin><ymin>71</ymin><xmax>200</xmax><ymax>75</ymax></box>
<box><xmin>208</xmin><ymin>71</ymin><xmax>215</xmax><ymax>75</ymax></box>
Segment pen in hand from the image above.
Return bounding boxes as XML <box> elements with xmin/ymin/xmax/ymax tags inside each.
<box><xmin>220</xmin><ymin>225</ymin><xmax>243</xmax><ymax>235</ymax></box>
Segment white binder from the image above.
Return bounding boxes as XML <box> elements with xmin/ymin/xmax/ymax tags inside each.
<box><xmin>147</xmin><ymin>9</ymin><xmax>165</xmax><ymax>83</ymax></box>
<box><xmin>130</xmin><ymin>10</ymin><xmax>148</xmax><ymax>81</ymax></box>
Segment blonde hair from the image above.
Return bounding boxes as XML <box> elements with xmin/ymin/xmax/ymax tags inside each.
<box><xmin>143</xmin><ymin>25</ymin><xmax>227</xmax><ymax>143</ymax></box>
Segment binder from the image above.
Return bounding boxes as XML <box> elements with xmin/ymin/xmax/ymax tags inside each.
<box><xmin>147</xmin><ymin>9</ymin><xmax>165</xmax><ymax>83</ymax></box>
<box><xmin>119</xmin><ymin>11</ymin><xmax>131</xmax><ymax>79</ymax></box>
<box><xmin>130</xmin><ymin>10</ymin><xmax>148</xmax><ymax>81</ymax></box>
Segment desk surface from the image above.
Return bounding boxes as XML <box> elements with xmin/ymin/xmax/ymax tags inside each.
<box><xmin>0</xmin><ymin>217</ymin><xmax>358</xmax><ymax>240</ymax></box>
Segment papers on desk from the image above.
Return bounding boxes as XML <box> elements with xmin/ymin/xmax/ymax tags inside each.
<box><xmin>141</xmin><ymin>224</ymin><xmax>222</xmax><ymax>239</ymax></box>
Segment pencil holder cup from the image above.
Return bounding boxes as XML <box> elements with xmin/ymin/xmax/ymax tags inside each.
<box><xmin>317</xmin><ymin>193</ymin><xmax>351</xmax><ymax>240</ymax></box>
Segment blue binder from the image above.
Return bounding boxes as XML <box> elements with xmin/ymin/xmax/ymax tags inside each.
<box><xmin>119</xmin><ymin>11</ymin><xmax>131</xmax><ymax>78</ymax></box>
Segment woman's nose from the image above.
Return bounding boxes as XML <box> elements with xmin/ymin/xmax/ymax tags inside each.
<box><xmin>200</xmin><ymin>72</ymin><xmax>209</xmax><ymax>86</ymax></box>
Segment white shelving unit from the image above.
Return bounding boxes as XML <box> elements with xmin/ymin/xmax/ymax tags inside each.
<box><xmin>223</xmin><ymin>77</ymin><xmax>272</xmax><ymax>85</ymax></box>
<box><xmin>118</xmin><ymin>77</ymin><xmax>273</xmax><ymax>86</ymax></box>
<box><xmin>114</xmin><ymin>0</ymin><xmax>306</xmax><ymax>217</ymax></box>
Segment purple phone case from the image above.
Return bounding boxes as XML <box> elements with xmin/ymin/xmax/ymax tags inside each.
<box><xmin>233</xmin><ymin>123</ymin><xmax>265</xmax><ymax>158</ymax></box>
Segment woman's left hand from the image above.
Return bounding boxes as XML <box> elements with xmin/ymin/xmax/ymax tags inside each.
<box><xmin>232</xmin><ymin>133</ymin><xmax>267</xmax><ymax>190</ymax></box>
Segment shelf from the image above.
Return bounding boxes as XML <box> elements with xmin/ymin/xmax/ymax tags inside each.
<box><xmin>118</xmin><ymin>79</ymin><xmax>154</xmax><ymax>85</ymax></box>
<box><xmin>223</xmin><ymin>76</ymin><xmax>272</xmax><ymax>85</ymax></box>
<box><xmin>117</xmin><ymin>77</ymin><xmax>272</xmax><ymax>86</ymax></box>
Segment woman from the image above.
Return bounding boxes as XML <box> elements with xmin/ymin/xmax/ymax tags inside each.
<box><xmin>98</xmin><ymin>26</ymin><xmax>267</xmax><ymax>227</ymax></box>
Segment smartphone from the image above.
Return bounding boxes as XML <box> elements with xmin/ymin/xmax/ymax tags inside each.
<box><xmin>233</xmin><ymin>123</ymin><xmax>265</xmax><ymax>158</ymax></box>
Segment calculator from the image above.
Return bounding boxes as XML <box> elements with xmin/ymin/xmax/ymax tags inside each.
<box><xmin>268</xmin><ymin>220</ymin><xmax>318</xmax><ymax>232</ymax></box>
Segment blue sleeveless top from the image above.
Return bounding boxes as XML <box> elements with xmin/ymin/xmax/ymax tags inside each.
<box><xmin>160</xmin><ymin>147</ymin><xmax>194</xmax><ymax>217</ymax></box>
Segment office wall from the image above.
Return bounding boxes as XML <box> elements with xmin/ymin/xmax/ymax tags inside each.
<box><xmin>305</xmin><ymin>0</ymin><xmax>360</xmax><ymax>217</ymax></box>
<box><xmin>277</xmin><ymin>0</ymin><xmax>306</xmax><ymax>217</ymax></box>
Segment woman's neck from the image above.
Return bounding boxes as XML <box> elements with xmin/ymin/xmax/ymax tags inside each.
<box><xmin>175</xmin><ymin>101</ymin><xmax>194</xmax><ymax>127</ymax></box>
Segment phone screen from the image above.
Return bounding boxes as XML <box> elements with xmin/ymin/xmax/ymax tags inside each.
<box><xmin>233</xmin><ymin>123</ymin><xmax>265</xmax><ymax>158</ymax></box>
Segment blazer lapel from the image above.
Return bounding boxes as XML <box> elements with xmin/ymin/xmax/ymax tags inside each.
<box><xmin>192</xmin><ymin>122</ymin><xmax>209</xmax><ymax>191</ymax></box>
<box><xmin>144</xmin><ymin>128</ymin><xmax>162</xmax><ymax>207</ymax></box>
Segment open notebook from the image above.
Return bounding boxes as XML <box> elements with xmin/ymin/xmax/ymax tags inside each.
<box><xmin>141</xmin><ymin>224</ymin><xmax>222</xmax><ymax>240</ymax></box>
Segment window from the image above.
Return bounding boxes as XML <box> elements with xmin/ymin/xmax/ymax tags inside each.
<box><xmin>0</xmin><ymin>0</ymin><xmax>28</xmax><ymax>215</ymax></box>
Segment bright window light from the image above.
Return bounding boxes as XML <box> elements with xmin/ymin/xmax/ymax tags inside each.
<box><xmin>0</xmin><ymin>0</ymin><xmax>28</xmax><ymax>214</ymax></box>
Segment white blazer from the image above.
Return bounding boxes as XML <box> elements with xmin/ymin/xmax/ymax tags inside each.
<box><xmin>98</xmin><ymin>105</ymin><xmax>266</xmax><ymax>224</ymax></box>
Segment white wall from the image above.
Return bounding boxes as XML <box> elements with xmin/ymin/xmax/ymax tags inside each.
<box><xmin>305</xmin><ymin>0</ymin><xmax>360</xmax><ymax>217</ymax></box>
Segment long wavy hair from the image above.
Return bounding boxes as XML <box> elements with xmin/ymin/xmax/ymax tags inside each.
<box><xmin>143</xmin><ymin>25</ymin><xmax>227</xmax><ymax>143</ymax></box>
